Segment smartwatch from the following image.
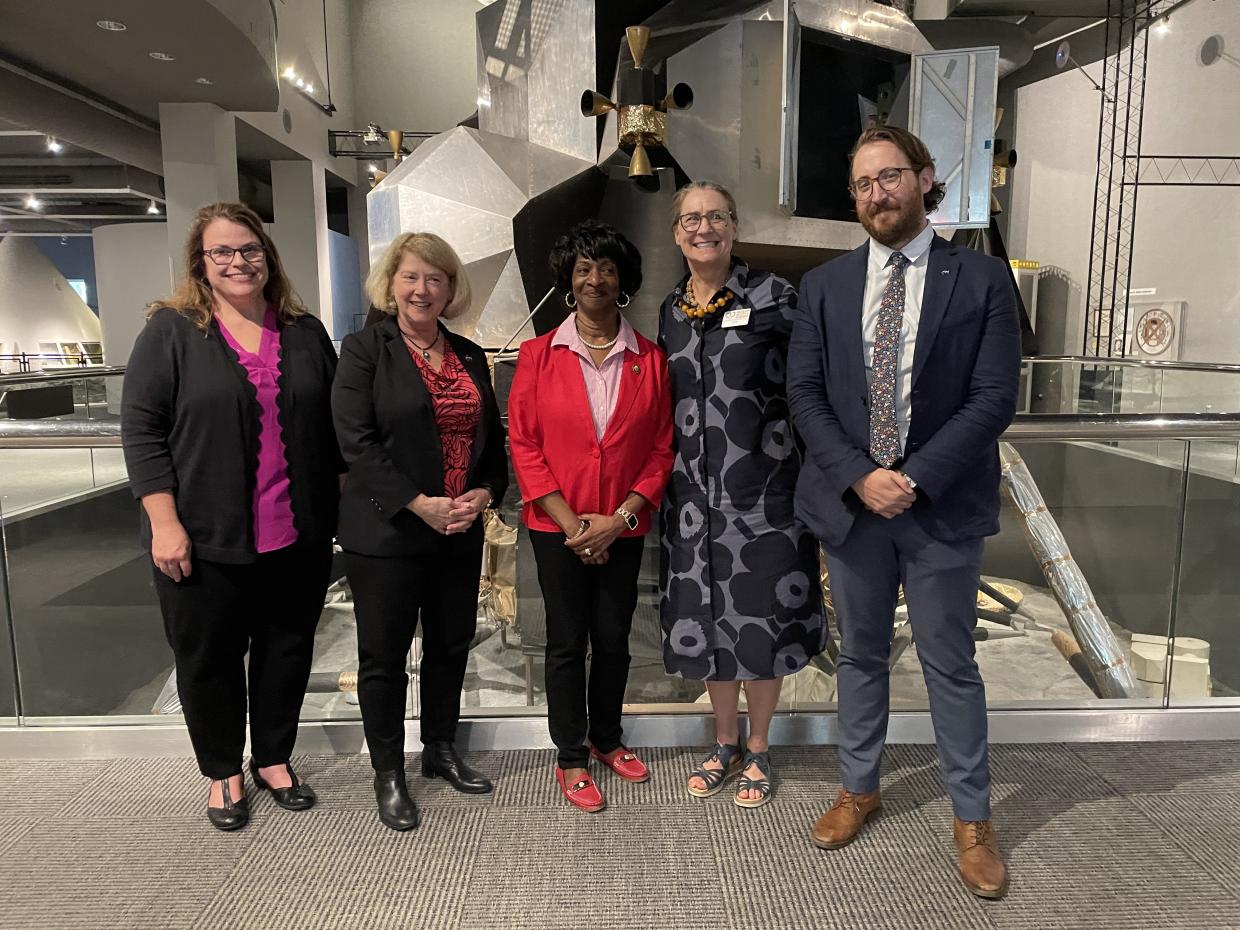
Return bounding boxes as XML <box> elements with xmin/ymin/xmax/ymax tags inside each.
<box><xmin>615</xmin><ymin>507</ymin><xmax>639</xmax><ymax>531</ymax></box>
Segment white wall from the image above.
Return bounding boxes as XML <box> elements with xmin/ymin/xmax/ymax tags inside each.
<box><xmin>92</xmin><ymin>224</ymin><xmax>173</xmax><ymax>367</ymax></box>
<box><xmin>0</xmin><ymin>236</ymin><xmax>102</xmax><ymax>367</ymax></box>
<box><xmin>349</xmin><ymin>0</ymin><xmax>480</xmax><ymax>133</ymax></box>
<box><xmin>1010</xmin><ymin>1</ymin><xmax>1240</xmax><ymax>361</ymax></box>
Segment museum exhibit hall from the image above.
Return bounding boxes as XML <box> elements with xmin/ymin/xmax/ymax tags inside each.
<box><xmin>0</xmin><ymin>1</ymin><xmax>1238</xmax><ymax>928</ymax></box>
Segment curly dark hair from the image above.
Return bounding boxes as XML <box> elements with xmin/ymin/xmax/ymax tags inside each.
<box><xmin>548</xmin><ymin>220</ymin><xmax>643</xmax><ymax>298</ymax></box>
<box><xmin>849</xmin><ymin>125</ymin><xmax>947</xmax><ymax>214</ymax></box>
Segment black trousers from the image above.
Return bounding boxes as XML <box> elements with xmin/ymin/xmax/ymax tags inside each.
<box><xmin>345</xmin><ymin>535</ymin><xmax>482</xmax><ymax>772</ymax></box>
<box><xmin>529</xmin><ymin>530</ymin><xmax>645</xmax><ymax>769</ymax></box>
<box><xmin>152</xmin><ymin>541</ymin><xmax>333</xmax><ymax>779</ymax></box>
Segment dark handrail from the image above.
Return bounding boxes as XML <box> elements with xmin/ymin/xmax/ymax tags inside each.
<box><xmin>0</xmin><ymin>366</ymin><xmax>125</xmax><ymax>386</ymax></box>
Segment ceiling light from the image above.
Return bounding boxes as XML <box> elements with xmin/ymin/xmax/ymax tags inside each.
<box><xmin>306</xmin><ymin>83</ymin><xmax>314</xmax><ymax>94</ymax></box>
<box><xmin>367</xmin><ymin>164</ymin><xmax>379</xmax><ymax>173</ymax></box>
<box><xmin>96</xmin><ymin>20</ymin><xmax>127</xmax><ymax>31</ymax></box>
<box><xmin>1156</xmin><ymin>16</ymin><xmax>1170</xmax><ymax>35</ymax></box>
<box><xmin>362</xmin><ymin>123</ymin><xmax>383</xmax><ymax>144</ymax></box>
<box><xmin>25</xmin><ymin>195</ymin><xmax>41</xmax><ymax>210</ymax></box>
<box><xmin>195</xmin><ymin>77</ymin><xmax>213</xmax><ymax>85</ymax></box>
<box><xmin>295</xmin><ymin>78</ymin><xmax>305</xmax><ymax>88</ymax></box>
<box><xmin>147</xmin><ymin>200</ymin><xmax>160</xmax><ymax>215</ymax></box>
<box><xmin>149</xmin><ymin>52</ymin><xmax>175</xmax><ymax>61</ymax></box>
<box><xmin>46</xmin><ymin>136</ymin><xmax>63</xmax><ymax>153</ymax></box>
<box><xmin>283</xmin><ymin>67</ymin><xmax>296</xmax><ymax>79</ymax></box>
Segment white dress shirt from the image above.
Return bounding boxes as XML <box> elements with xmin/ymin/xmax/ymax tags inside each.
<box><xmin>861</xmin><ymin>222</ymin><xmax>937</xmax><ymax>454</ymax></box>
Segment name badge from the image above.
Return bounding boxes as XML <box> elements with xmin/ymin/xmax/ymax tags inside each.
<box><xmin>722</xmin><ymin>307</ymin><xmax>752</xmax><ymax>328</ymax></box>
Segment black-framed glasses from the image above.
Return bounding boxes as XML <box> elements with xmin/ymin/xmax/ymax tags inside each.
<box><xmin>677</xmin><ymin>209</ymin><xmax>735</xmax><ymax>232</ymax></box>
<box><xmin>848</xmin><ymin>166</ymin><xmax>916</xmax><ymax>200</ymax></box>
<box><xmin>202</xmin><ymin>244</ymin><xmax>266</xmax><ymax>265</ymax></box>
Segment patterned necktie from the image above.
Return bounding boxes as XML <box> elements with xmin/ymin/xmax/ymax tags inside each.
<box><xmin>869</xmin><ymin>251</ymin><xmax>909</xmax><ymax>468</ymax></box>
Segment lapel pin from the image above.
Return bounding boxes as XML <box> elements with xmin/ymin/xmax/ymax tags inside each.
<box><xmin>464</xmin><ymin>355</ymin><xmax>473</xmax><ymax>362</ymax></box>
<box><xmin>941</xmin><ymin>269</ymin><xmax>950</xmax><ymax>275</ymax></box>
<box><xmin>632</xmin><ymin>364</ymin><xmax>641</xmax><ymax>374</ymax></box>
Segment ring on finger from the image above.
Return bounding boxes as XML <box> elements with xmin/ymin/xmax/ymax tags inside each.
<box><xmin>584</xmin><ymin>547</ymin><xmax>592</xmax><ymax>556</ymax></box>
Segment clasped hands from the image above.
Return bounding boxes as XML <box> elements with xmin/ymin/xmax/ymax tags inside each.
<box><xmin>563</xmin><ymin>512</ymin><xmax>626</xmax><ymax>565</ymax></box>
<box><xmin>410</xmin><ymin>489</ymin><xmax>490</xmax><ymax>534</ymax></box>
<box><xmin>851</xmin><ymin>468</ymin><xmax>916</xmax><ymax>519</ymax></box>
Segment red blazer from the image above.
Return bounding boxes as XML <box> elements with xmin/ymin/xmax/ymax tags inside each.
<box><xmin>508</xmin><ymin>327</ymin><xmax>673</xmax><ymax>535</ymax></box>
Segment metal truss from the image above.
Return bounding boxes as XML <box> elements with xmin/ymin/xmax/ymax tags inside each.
<box><xmin>1083</xmin><ymin>0</ymin><xmax>1174</xmax><ymax>357</ymax></box>
<box><xmin>1133</xmin><ymin>155</ymin><xmax>1240</xmax><ymax>186</ymax></box>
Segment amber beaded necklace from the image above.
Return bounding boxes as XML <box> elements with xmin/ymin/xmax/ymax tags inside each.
<box><xmin>678</xmin><ymin>278</ymin><xmax>734</xmax><ymax>320</ymax></box>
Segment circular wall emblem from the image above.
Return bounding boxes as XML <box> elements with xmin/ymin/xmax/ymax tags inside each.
<box><xmin>1135</xmin><ymin>307</ymin><xmax>1174</xmax><ymax>356</ymax></box>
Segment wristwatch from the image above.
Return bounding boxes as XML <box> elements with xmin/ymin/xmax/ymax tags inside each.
<box><xmin>615</xmin><ymin>506</ymin><xmax>639</xmax><ymax>531</ymax></box>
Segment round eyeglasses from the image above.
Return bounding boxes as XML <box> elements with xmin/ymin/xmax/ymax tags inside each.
<box><xmin>848</xmin><ymin>166</ymin><xmax>916</xmax><ymax>200</ymax></box>
<box><xmin>202</xmin><ymin>244</ymin><xmax>266</xmax><ymax>265</ymax></box>
<box><xmin>677</xmin><ymin>209</ymin><xmax>735</xmax><ymax>232</ymax></box>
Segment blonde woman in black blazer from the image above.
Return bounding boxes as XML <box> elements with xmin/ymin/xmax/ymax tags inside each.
<box><xmin>332</xmin><ymin>232</ymin><xmax>508</xmax><ymax>831</ymax></box>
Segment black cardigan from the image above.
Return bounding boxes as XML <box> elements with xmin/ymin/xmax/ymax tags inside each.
<box><xmin>331</xmin><ymin>316</ymin><xmax>508</xmax><ymax>556</ymax></box>
<box><xmin>121</xmin><ymin>307</ymin><xmax>344</xmax><ymax>564</ymax></box>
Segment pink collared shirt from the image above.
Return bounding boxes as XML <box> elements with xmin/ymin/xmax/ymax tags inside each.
<box><xmin>218</xmin><ymin>309</ymin><xmax>299</xmax><ymax>554</ymax></box>
<box><xmin>551</xmin><ymin>312</ymin><xmax>638</xmax><ymax>440</ymax></box>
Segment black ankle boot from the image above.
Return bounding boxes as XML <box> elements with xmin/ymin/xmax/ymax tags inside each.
<box><xmin>421</xmin><ymin>741</ymin><xmax>494</xmax><ymax>794</ymax></box>
<box><xmin>374</xmin><ymin>769</ymin><xmax>419</xmax><ymax>831</ymax></box>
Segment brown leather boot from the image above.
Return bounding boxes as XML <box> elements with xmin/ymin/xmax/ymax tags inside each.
<box><xmin>810</xmin><ymin>788</ymin><xmax>881</xmax><ymax>849</ymax></box>
<box><xmin>953</xmin><ymin>817</ymin><xmax>1009</xmax><ymax>899</ymax></box>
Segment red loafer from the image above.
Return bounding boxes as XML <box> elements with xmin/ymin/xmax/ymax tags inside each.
<box><xmin>590</xmin><ymin>746</ymin><xmax>650</xmax><ymax>783</ymax></box>
<box><xmin>556</xmin><ymin>767</ymin><xmax>606</xmax><ymax>813</ymax></box>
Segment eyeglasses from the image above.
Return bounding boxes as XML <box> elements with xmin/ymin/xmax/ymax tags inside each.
<box><xmin>677</xmin><ymin>210</ymin><xmax>734</xmax><ymax>232</ymax></box>
<box><xmin>848</xmin><ymin>167</ymin><xmax>916</xmax><ymax>200</ymax></box>
<box><xmin>201</xmin><ymin>244</ymin><xmax>266</xmax><ymax>265</ymax></box>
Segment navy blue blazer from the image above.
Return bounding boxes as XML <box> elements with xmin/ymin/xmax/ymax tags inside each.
<box><xmin>787</xmin><ymin>234</ymin><xmax>1021</xmax><ymax>547</ymax></box>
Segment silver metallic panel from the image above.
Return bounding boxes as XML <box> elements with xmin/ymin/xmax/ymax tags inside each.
<box><xmin>665</xmin><ymin>21</ymin><xmax>744</xmax><ymax>194</ymax></box>
<box><xmin>526</xmin><ymin>0</ymin><xmax>596</xmax><ymax>160</ymax></box>
<box><xmin>446</xmin><ymin>250</ymin><xmax>515</xmax><ymax>342</ymax></box>
<box><xmin>395</xmin><ymin>187</ymin><xmax>514</xmax><ymax>265</ymax></box>
<box><xmin>793</xmin><ymin>0</ymin><xmax>932</xmax><ymax>56</ymax></box>
<box><xmin>399</xmin><ymin>130</ymin><xmax>528</xmax><ymax>219</ymax></box>
<box><xmin>473</xmin><ymin>252</ymin><xmax>532</xmax><ymax>349</ymax></box>
<box><xmin>911</xmin><ymin>46</ymin><xmax>999</xmax><ymax>229</ymax></box>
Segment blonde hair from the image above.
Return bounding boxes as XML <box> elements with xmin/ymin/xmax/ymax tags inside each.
<box><xmin>146</xmin><ymin>201</ymin><xmax>306</xmax><ymax>330</ymax></box>
<box><xmin>670</xmin><ymin>180</ymin><xmax>739</xmax><ymax>230</ymax></box>
<box><xmin>365</xmin><ymin>232</ymin><xmax>472</xmax><ymax>321</ymax></box>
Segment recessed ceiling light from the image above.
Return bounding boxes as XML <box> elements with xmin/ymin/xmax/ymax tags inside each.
<box><xmin>25</xmin><ymin>194</ymin><xmax>41</xmax><ymax>210</ymax></box>
<box><xmin>147</xmin><ymin>200</ymin><xmax>161</xmax><ymax>215</ymax></box>
<box><xmin>306</xmin><ymin>82</ymin><xmax>315</xmax><ymax>94</ymax></box>
<box><xmin>96</xmin><ymin>20</ymin><xmax>127</xmax><ymax>31</ymax></box>
<box><xmin>46</xmin><ymin>136</ymin><xmax>63</xmax><ymax>153</ymax></box>
<box><xmin>283</xmin><ymin>67</ymin><xmax>296</xmax><ymax>79</ymax></box>
<box><xmin>195</xmin><ymin>77</ymin><xmax>213</xmax><ymax>85</ymax></box>
<box><xmin>149</xmin><ymin>52</ymin><xmax>175</xmax><ymax>61</ymax></box>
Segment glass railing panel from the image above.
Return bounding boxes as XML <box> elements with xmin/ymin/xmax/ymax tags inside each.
<box><xmin>1166</xmin><ymin>439</ymin><xmax>1240</xmax><ymax>706</ymax></box>
<box><xmin>0</xmin><ymin>494</ymin><xmax>21</xmax><ymax>720</ymax></box>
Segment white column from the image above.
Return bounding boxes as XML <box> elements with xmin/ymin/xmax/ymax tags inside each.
<box><xmin>158</xmin><ymin>103</ymin><xmax>239</xmax><ymax>277</ymax></box>
<box><xmin>270</xmin><ymin>160</ymin><xmax>334</xmax><ymax>331</ymax></box>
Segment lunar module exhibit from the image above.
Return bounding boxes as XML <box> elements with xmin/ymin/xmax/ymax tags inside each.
<box><xmin>150</xmin><ymin>0</ymin><xmax>1213</xmax><ymax>715</ymax></box>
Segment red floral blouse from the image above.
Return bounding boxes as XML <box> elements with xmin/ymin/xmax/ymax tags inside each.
<box><xmin>408</xmin><ymin>340</ymin><xmax>481</xmax><ymax>498</ymax></box>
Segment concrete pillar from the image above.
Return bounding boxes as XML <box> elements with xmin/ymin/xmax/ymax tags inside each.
<box><xmin>270</xmin><ymin>160</ymin><xmax>334</xmax><ymax>331</ymax></box>
<box><xmin>92</xmin><ymin>223</ymin><xmax>173</xmax><ymax>413</ymax></box>
<box><xmin>158</xmin><ymin>103</ymin><xmax>239</xmax><ymax>277</ymax></box>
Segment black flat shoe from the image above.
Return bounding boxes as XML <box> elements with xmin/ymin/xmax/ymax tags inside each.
<box><xmin>374</xmin><ymin>769</ymin><xmax>419</xmax><ymax>831</ymax></box>
<box><xmin>249</xmin><ymin>759</ymin><xmax>317</xmax><ymax>811</ymax></box>
<box><xmin>421</xmin><ymin>741</ymin><xmax>493</xmax><ymax>794</ymax></box>
<box><xmin>207</xmin><ymin>777</ymin><xmax>249</xmax><ymax>832</ymax></box>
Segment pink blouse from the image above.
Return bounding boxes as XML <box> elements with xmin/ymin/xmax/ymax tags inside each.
<box><xmin>218</xmin><ymin>309</ymin><xmax>299</xmax><ymax>554</ymax></box>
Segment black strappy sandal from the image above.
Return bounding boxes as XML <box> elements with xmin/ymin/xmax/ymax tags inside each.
<box><xmin>687</xmin><ymin>742</ymin><xmax>744</xmax><ymax>799</ymax></box>
<box><xmin>207</xmin><ymin>777</ymin><xmax>249</xmax><ymax>831</ymax></box>
<box><xmin>734</xmin><ymin>750</ymin><xmax>773</xmax><ymax>809</ymax></box>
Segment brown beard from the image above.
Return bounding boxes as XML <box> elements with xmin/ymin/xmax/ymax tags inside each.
<box><xmin>858</xmin><ymin>198</ymin><xmax>926</xmax><ymax>248</ymax></box>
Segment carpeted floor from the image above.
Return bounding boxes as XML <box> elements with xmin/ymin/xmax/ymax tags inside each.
<box><xmin>0</xmin><ymin>742</ymin><xmax>1238</xmax><ymax>929</ymax></box>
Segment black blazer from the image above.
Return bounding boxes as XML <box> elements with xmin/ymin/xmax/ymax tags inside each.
<box><xmin>121</xmin><ymin>307</ymin><xmax>344</xmax><ymax>564</ymax></box>
<box><xmin>787</xmin><ymin>235</ymin><xmax>1021</xmax><ymax>546</ymax></box>
<box><xmin>331</xmin><ymin>316</ymin><xmax>509</xmax><ymax>556</ymax></box>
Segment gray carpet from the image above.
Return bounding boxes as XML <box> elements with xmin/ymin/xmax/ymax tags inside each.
<box><xmin>1</xmin><ymin>743</ymin><xmax>1238</xmax><ymax>929</ymax></box>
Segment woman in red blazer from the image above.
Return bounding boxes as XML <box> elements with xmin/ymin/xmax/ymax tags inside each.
<box><xmin>508</xmin><ymin>220</ymin><xmax>673</xmax><ymax>813</ymax></box>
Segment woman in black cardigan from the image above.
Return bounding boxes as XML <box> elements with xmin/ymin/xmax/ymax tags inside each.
<box><xmin>332</xmin><ymin>232</ymin><xmax>508</xmax><ymax>831</ymax></box>
<box><xmin>122</xmin><ymin>202</ymin><xmax>343</xmax><ymax>831</ymax></box>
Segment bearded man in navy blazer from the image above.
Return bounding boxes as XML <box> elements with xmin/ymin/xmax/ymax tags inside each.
<box><xmin>788</xmin><ymin>126</ymin><xmax>1021</xmax><ymax>899</ymax></box>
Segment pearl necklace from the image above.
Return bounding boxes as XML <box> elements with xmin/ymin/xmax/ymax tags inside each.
<box><xmin>678</xmin><ymin>278</ymin><xmax>734</xmax><ymax>320</ymax></box>
<box><xmin>575</xmin><ymin>317</ymin><xmax>618</xmax><ymax>351</ymax></box>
